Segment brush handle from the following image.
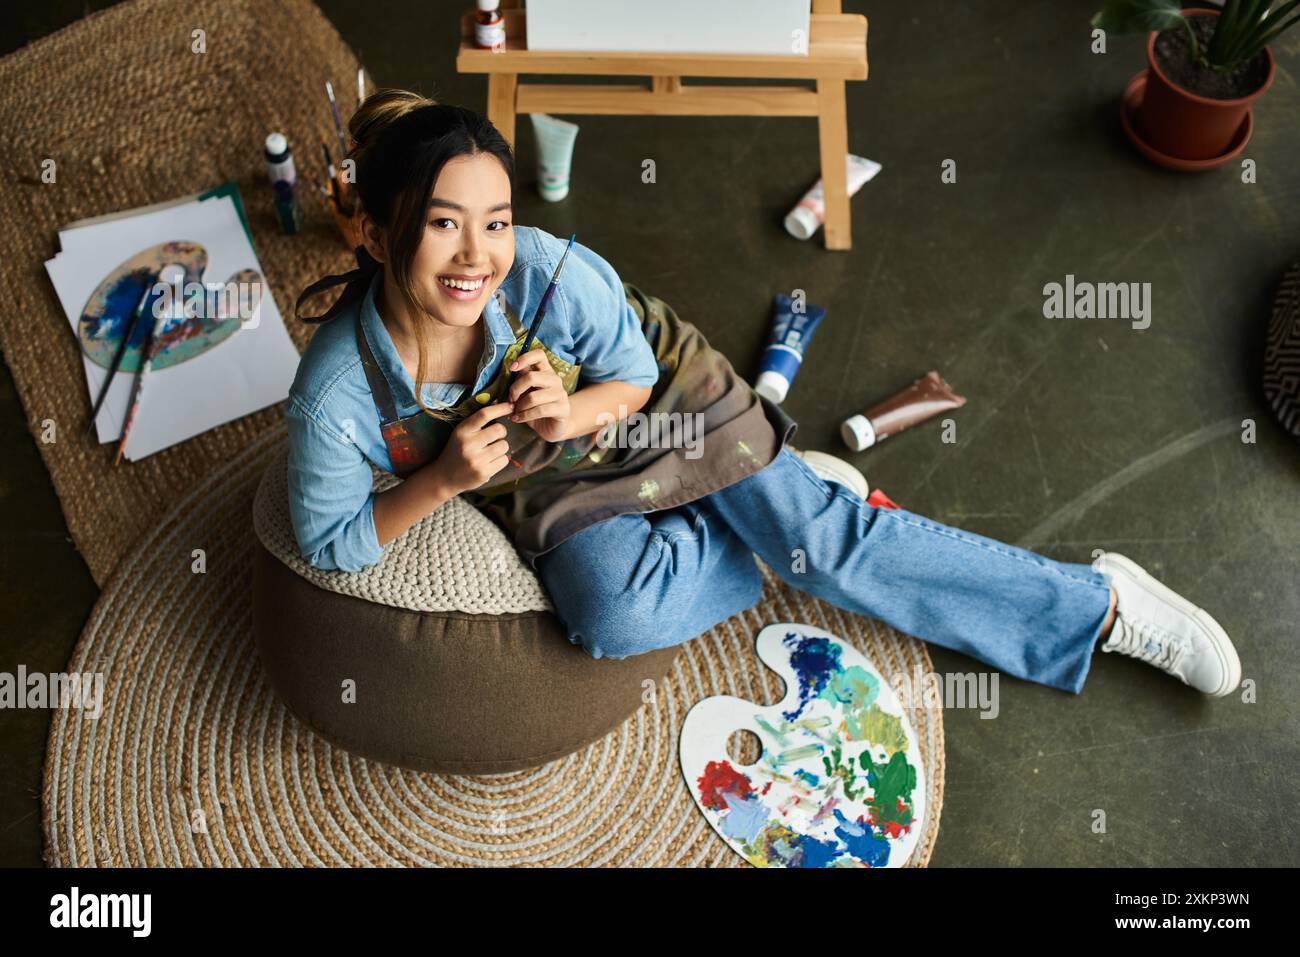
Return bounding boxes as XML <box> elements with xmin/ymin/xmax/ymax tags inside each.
<box><xmin>114</xmin><ymin>265</ymin><xmax>183</xmax><ymax>465</ymax></box>
<box><xmin>113</xmin><ymin>321</ymin><xmax>159</xmax><ymax>466</ymax></box>
<box><xmin>86</xmin><ymin>287</ymin><xmax>151</xmax><ymax>437</ymax></box>
<box><xmin>519</xmin><ymin>283</ymin><xmax>560</xmax><ymax>355</ymax></box>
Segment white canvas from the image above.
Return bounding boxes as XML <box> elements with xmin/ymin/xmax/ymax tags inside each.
<box><xmin>525</xmin><ymin>0</ymin><xmax>811</xmax><ymax>56</ymax></box>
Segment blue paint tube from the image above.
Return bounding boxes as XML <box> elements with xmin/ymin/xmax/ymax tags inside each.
<box><xmin>754</xmin><ymin>294</ymin><xmax>826</xmax><ymax>404</ymax></box>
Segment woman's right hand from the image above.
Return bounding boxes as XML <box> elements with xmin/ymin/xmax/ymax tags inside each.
<box><xmin>426</xmin><ymin>401</ymin><xmax>516</xmax><ymax>496</ymax></box>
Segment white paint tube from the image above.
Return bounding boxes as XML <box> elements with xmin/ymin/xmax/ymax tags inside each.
<box><xmin>529</xmin><ymin>114</ymin><xmax>580</xmax><ymax>202</ymax></box>
<box><xmin>784</xmin><ymin>154</ymin><xmax>882</xmax><ymax>240</ymax></box>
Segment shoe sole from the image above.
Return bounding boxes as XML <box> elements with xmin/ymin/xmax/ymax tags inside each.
<box><xmin>797</xmin><ymin>449</ymin><xmax>869</xmax><ymax>500</ymax></box>
<box><xmin>1101</xmin><ymin>553</ymin><xmax>1242</xmax><ymax>697</ymax></box>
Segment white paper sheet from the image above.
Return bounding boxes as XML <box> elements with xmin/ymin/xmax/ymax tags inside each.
<box><xmin>44</xmin><ymin>192</ymin><xmax>300</xmax><ymax>461</ymax></box>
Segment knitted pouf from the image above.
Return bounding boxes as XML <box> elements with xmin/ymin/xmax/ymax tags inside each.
<box><xmin>252</xmin><ymin>445</ymin><xmax>679</xmax><ymax>774</ymax></box>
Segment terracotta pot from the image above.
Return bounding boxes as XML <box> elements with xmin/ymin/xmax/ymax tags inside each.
<box><xmin>1139</xmin><ymin>7</ymin><xmax>1275</xmax><ymax>161</ymax></box>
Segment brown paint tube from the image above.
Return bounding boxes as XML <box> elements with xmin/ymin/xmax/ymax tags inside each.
<box><xmin>841</xmin><ymin>371</ymin><xmax>966</xmax><ymax>452</ymax></box>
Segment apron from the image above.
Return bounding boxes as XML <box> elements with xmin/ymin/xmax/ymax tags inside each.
<box><xmin>353</xmin><ymin>287</ymin><xmax>599</xmax><ymax>491</ymax></box>
<box><xmin>297</xmin><ymin>250</ymin><xmax>799</xmax><ymax>568</ymax></box>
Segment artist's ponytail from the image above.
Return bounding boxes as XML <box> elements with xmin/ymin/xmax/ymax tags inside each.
<box><xmin>345</xmin><ymin>88</ymin><xmax>439</xmax><ymax>211</ymax></box>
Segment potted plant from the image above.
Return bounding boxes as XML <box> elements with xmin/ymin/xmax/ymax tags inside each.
<box><xmin>1093</xmin><ymin>1</ymin><xmax>1297</xmax><ymax>162</ymax></box>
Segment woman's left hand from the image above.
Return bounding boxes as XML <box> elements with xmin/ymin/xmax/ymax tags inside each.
<box><xmin>507</xmin><ymin>348</ymin><xmax>571</xmax><ymax>442</ymax></box>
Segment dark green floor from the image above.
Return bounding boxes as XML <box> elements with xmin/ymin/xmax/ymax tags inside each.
<box><xmin>3</xmin><ymin>1</ymin><xmax>1298</xmax><ymax>867</ymax></box>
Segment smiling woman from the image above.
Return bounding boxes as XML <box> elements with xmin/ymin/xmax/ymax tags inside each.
<box><xmin>284</xmin><ymin>87</ymin><xmax>798</xmax><ymax>581</ymax></box>
<box><xmin>348</xmin><ymin>91</ymin><xmax>518</xmax><ymax>407</ymax></box>
<box><xmin>287</xmin><ymin>88</ymin><xmax>698</xmax><ymax>574</ymax></box>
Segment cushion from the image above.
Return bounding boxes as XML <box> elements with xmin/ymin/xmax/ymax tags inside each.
<box><xmin>251</xmin><ymin>447</ymin><xmax>679</xmax><ymax>774</ymax></box>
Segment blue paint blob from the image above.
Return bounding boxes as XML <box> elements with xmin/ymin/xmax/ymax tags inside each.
<box><xmin>782</xmin><ymin>630</ymin><xmax>844</xmax><ymax>721</ymax></box>
<box><xmin>719</xmin><ymin>790</ymin><xmax>769</xmax><ymax>844</ymax></box>
<box><xmin>793</xmin><ymin>768</ymin><xmax>821</xmax><ymax>786</ymax></box>
<box><xmin>831</xmin><ymin>809</ymin><xmax>892</xmax><ymax>867</ymax></box>
<box><xmin>789</xmin><ymin>831</ymin><xmax>842</xmax><ymax>869</ymax></box>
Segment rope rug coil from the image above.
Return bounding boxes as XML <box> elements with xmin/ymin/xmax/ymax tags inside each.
<box><xmin>42</xmin><ymin>421</ymin><xmax>945</xmax><ymax>867</ymax></box>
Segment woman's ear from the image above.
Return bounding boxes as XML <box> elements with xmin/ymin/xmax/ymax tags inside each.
<box><xmin>359</xmin><ymin>214</ymin><xmax>387</xmax><ymax>265</ymax></box>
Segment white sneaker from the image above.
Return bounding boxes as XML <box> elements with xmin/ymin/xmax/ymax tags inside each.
<box><xmin>1093</xmin><ymin>552</ymin><xmax>1241</xmax><ymax>697</ymax></box>
<box><xmin>793</xmin><ymin>448</ymin><xmax>869</xmax><ymax>500</ymax></box>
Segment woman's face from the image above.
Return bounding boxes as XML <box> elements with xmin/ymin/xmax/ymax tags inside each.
<box><xmin>380</xmin><ymin>151</ymin><xmax>515</xmax><ymax>329</ymax></box>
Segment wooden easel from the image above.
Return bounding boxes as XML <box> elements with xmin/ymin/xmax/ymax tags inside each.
<box><xmin>455</xmin><ymin>1</ymin><xmax>868</xmax><ymax>250</ymax></box>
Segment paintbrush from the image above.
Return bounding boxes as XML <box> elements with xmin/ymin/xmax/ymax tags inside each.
<box><xmin>319</xmin><ymin>135</ymin><xmax>340</xmax><ymax>212</ymax></box>
<box><xmin>496</xmin><ymin>234</ymin><xmax>575</xmax><ymax>461</ymax></box>
<box><xmin>507</xmin><ymin>233</ymin><xmax>575</xmax><ymax>388</ymax></box>
<box><xmin>325</xmin><ymin>80</ymin><xmax>347</xmax><ymax>156</ymax></box>
<box><xmin>85</xmin><ymin>281</ymin><xmax>152</xmax><ymax>438</ymax></box>
<box><xmin>114</xmin><ymin>265</ymin><xmax>184</xmax><ymax>466</ymax></box>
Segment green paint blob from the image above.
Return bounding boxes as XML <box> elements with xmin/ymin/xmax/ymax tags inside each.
<box><xmin>859</xmin><ymin>750</ymin><xmax>917</xmax><ymax>827</ymax></box>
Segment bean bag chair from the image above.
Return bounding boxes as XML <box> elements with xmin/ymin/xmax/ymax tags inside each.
<box><xmin>250</xmin><ymin>445</ymin><xmax>680</xmax><ymax>774</ymax></box>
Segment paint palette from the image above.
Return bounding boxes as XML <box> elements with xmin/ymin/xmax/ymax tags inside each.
<box><xmin>77</xmin><ymin>241</ymin><xmax>262</xmax><ymax>372</ymax></box>
<box><xmin>680</xmin><ymin>622</ymin><xmax>926</xmax><ymax>868</ymax></box>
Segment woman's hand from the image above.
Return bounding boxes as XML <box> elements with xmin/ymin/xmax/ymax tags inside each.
<box><xmin>432</xmin><ymin>401</ymin><xmax>516</xmax><ymax>495</ymax></box>
<box><xmin>507</xmin><ymin>348</ymin><xmax>571</xmax><ymax>443</ymax></box>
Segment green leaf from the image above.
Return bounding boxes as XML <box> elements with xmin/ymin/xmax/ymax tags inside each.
<box><xmin>1092</xmin><ymin>0</ymin><xmax>1186</xmax><ymax>35</ymax></box>
<box><xmin>1207</xmin><ymin>0</ymin><xmax>1299</xmax><ymax>71</ymax></box>
<box><xmin>1254</xmin><ymin>9</ymin><xmax>1300</xmax><ymax>52</ymax></box>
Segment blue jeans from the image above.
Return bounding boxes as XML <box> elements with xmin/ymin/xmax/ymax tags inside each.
<box><xmin>534</xmin><ymin>445</ymin><xmax>1113</xmax><ymax>694</ymax></box>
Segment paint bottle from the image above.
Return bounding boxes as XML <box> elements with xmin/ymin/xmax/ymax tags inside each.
<box><xmin>273</xmin><ymin>180</ymin><xmax>302</xmax><ymax>235</ymax></box>
<box><xmin>264</xmin><ymin>132</ymin><xmax>302</xmax><ymax>235</ymax></box>
<box><xmin>475</xmin><ymin>0</ymin><xmax>505</xmax><ymax>50</ymax></box>
<box><xmin>264</xmin><ymin>132</ymin><xmax>297</xmax><ymax>187</ymax></box>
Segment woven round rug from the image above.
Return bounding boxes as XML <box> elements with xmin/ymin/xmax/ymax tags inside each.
<box><xmin>42</xmin><ymin>423</ymin><xmax>945</xmax><ymax>867</ymax></box>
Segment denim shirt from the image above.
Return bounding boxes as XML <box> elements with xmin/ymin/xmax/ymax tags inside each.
<box><xmin>284</xmin><ymin>225</ymin><xmax>661</xmax><ymax>572</ymax></box>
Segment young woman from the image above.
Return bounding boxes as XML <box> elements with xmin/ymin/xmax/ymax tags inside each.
<box><xmin>287</xmin><ymin>89</ymin><xmax>1241</xmax><ymax>699</ymax></box>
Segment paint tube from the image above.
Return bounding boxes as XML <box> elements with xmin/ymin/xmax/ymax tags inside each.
<box><xmin>867</xmin><ymin>488</ymin><xmax>900</xmax><ymax>510</ymax></box>
<box><xmin>841</xmin><ymin>371</ymin><xmax>966</xmax><ymax>451</ymax></box>
<box><xmin>754</xmin><ymin>293</ymin><xmax>826</xmax><ymax>404</ymax></box>
<box><xmin>784</xmin><ymin>154</ymin><xmax>882</xmax><ymax>240</ymax></box>
<box><xmin>529</xmin><ymin>114</ymin><xmax>579</xmax><ymax>202</ymax></box>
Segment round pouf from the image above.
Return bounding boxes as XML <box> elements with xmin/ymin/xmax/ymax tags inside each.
<box><xmin>251</xmin><ymin>447</ymin><xmax>679</xmax><ymax>775</ymax></box>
